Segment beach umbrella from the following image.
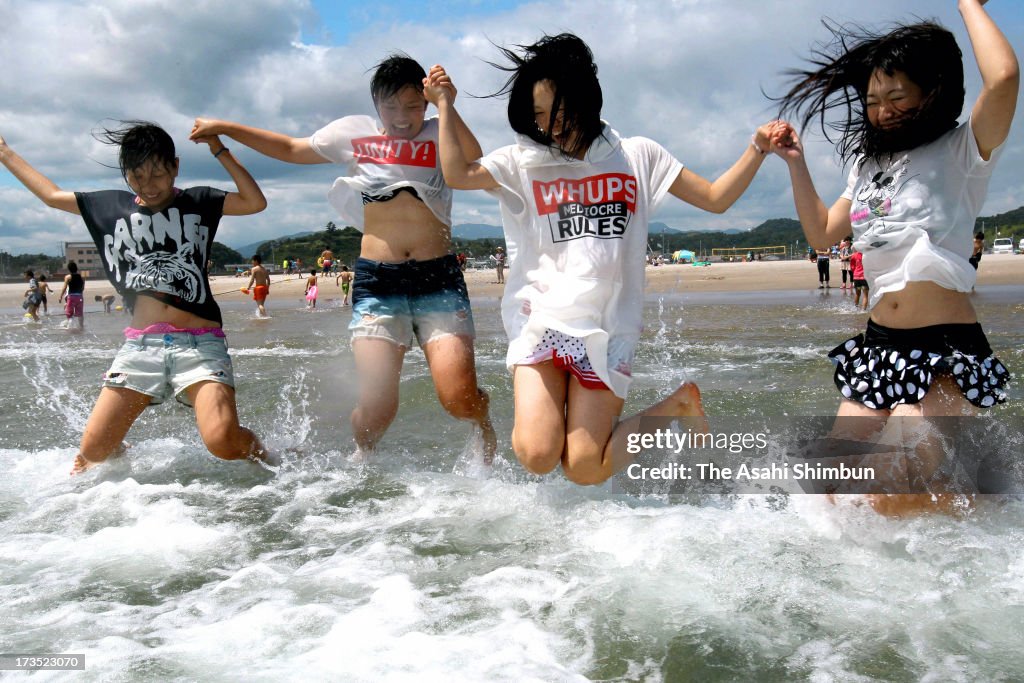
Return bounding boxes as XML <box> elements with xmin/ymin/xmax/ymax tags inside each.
<box><xmin>673</xmin><ymin>249</ymin><xmax>695</xmax><ymax>263</ymax></box>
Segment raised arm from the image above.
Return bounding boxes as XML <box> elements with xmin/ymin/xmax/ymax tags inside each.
<box><xmin>666</xmin><ymin>122</ymin><xmax>777</xmax><ymax>214</ymax></box>
<box><xmin>773</xmin><ymin>125</ymin><xmax>853</xmax><ymax>249</ymax></box>
<box><xmin>961</xmin><ymin>0</ymin><xmax>1020</xmax><ymax>159</ymax></box>
<box><xmin>192</xmin><ymin>134</ymin><xmax>267</xmax><ymax>216</ymax></box>
<box><xmin>190</xmin><ymin>118</ymin><xmax>327</xmax><ymax>165</ymax></box>
<box><xmin>424</xmin><ymin>66</ymin><xmax>498</xmax><ymax>191</ymax></box>
<box><xmin>0</xmin><ymin>135</ymin><xmax>80</xmax><ymax>214</ymax></box>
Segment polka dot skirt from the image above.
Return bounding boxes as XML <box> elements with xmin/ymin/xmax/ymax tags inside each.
<box><xmin>522</xmin><ymin>329</ymin><xmax>608</xmax><ymax>390</ymax></box>
<box><xmin>828</xmin><ymin>333</ymin><xmax>1010</xmax><ymax>410</ymax></box>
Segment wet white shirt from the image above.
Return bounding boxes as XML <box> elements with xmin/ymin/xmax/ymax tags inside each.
<box><xmin>842</xmin><ymin>119</ymin><xmax>1003</xmax><ymax>308</ymax></box>
<box><xmin>309</xmin><ymin>115</ymin><xmax>452</xmax><ymax>229</ymax></box>
<box><xmin>479</xmin><ymin>124</ymin><xmax>682</xmax><ymax>398</ymax></box>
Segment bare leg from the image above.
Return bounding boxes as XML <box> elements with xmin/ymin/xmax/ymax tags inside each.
<box><xmin>511</xmin><ymin>362</ymin><xmax>569</xmax><ymax>475</ymax></box>
<box><xmin>563</xmin><ymin>381</ymin><xmax>707</xmax><ymax>485</ymax></box>
<box><xmin>187</xmin><ymin>381</ymin><xmax>269</xmax><ymax>463</ymax></box>
<box><xmin>865</xmin><ymin>376</ymin><xmax>979</xmax><ymax>517</ymax></box>
<box><xmin>423</xmin><ymin>334</ymin><xmax>497</xmax><ymax>463</ymax></box>
<box><xmin>71</xmin><ymin>387</ymin><xmax>151</xmax><ymax>474</ymax></box>
<box><xmin>350</xmin><ymin>338</ymin><xmax>405</xmax><ymax>452</ymax></box>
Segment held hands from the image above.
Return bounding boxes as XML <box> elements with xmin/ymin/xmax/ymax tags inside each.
<box><xmin>764</xmin><ymin>120</ymin><xmax>802</xmax><ymax>162</ymax></box>
<box><xmin>422</xmin><ymin>65</ymin><xmax>457</xmax><ymax>106</ymax></box>
<box><xmin>191</xmin><ymin>129</ymin><xmax>227</xmax><ymax>156</ymax></box>
<box><xmin>189</xmin><ymin>118</ymin><xmax>225</xmax><ymax>145</ymax></box>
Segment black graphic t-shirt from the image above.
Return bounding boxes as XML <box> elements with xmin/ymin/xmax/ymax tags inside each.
<box><xmin>75</xmin><ymin>187</ymin><xmax>226</xmax><ymax>325</ymax></box>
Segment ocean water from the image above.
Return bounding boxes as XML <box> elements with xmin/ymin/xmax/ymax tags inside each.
<box><xmin>2</xmin><ymin>283</ymin><xmax>1023</xmax><ymax>681</ymax></box>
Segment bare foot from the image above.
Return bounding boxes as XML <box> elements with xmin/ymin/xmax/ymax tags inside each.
<box><xmin>70</xmin><ymin>453</ymin><xmax>97</xmax><ymax>475</ymax></box>
<box><xmin>70</xmin><ymin>442</ymin><xmax>130</xmax><ymax>476</ymax></box>
<box><xmin>649</xmin><ymin>382</ymin><xmax>709</xmax><ymax>433</ymax></box>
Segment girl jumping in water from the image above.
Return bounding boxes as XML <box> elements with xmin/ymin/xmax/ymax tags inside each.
<box><xmin>772</xmin><ymin>0</ymin><xmax>1018</xmax><ymax>513</ymax></box>
<box><xmin>426</xmin><ymin>34</ymin><xmax>784</xmax><ymax>484</ymax></box>
<box><xmin>0</xmin><ymin>122</ymin><xmax>274</xmax><ymax>474</ymax></box>
<box><xmin>191</xmin><ymin>54</ymin><xmax>496</xmax><ymax>460</ymax></box>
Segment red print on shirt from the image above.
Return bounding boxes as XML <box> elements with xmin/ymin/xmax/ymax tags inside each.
<box><xmin>352</xmin><ymin>136</ymin><xmax>436</xmax><ymax>168</ymax></box>
<box><xmin>532</xmin><ymin>173</ymin><xmax>637</xmax><ymax>216</ymax></box>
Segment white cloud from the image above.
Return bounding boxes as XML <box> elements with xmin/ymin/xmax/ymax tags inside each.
<box><xmin>1</xmin><ymin>0</ymin><xmax>1022</xmax><ymax>254</ymax></box>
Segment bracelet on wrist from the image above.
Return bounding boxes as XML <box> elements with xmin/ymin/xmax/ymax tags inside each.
<box><xmin>213</xmin><ymin>147</ymin><xmax>229</xmax><ymax>159</ymax></box>
<box><xmin>750</xmin><ymin>135</ymin><xmax>768</xmax><ymax>155</ymax></box>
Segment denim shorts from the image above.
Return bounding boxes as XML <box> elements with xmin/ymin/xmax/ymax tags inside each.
<box><xmin>102</xmin><ymin>332</ymin><xmax>235</xmax><ymax>406</ymax></box>
<box><xmin>350</xmin><ymin>255</ymin><xmax>475</xmax><ymax>348</ymax></box>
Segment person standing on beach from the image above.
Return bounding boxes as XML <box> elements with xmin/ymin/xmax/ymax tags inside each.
<box><xmin>0</xmin><ymin>121</ymin><xmax>275</xmax><ymax>474</ymax></box>
<box><xmin>426</xmin><ymin>34</ymin><xmax>785</xmax><ymax>485</ymax></box>
<box><xmin>772</xmin><ymin>0</ymin><xmax>1017</xmax><ymax>513</ymax></box>
<box><xmin>815</xmin><ymin>248</ymin><xmax>831</xmax><ymax>288</ymax></box>
<box><xmin>58</xmin><ymin>261</ymin><xmax>86</xmax><ymax>331</ymax></box>
<box><xmin>37</xmin><ymin>274</ymin><xmax>54</xmax><ymax>315</ymax></box>
<box><xmin>493</xmin><ymin>246</ymin><xmax>506</xmax><ymax>284</ymax></box>
<box><xmin>305</xmin><ymin>269</ymin><xmax>319</xmax><ymax>309</ymax></box>
<box><xmin>335</xmin><ymin>264</ymin><xmax>353</xmax><ymax>306</ymax></box>
<box><xmin>849</xmin><ymin>247</ymin><xmax>868</xmax><ymax>310</ymax></box>
<box><xmin>838</xmin><ymin>237</ymin><xmax>853</xmax><ymax>290</ymax></box>
<box><xmin>318</xmin><ymin>248</ymin><xmax>334</xmax><ymax>275</ymax></box>
<box><xmin>969</xmin><ymin>231</ymin><xmax>984</xmax><ymax>270</ymax></box>
<box><xmin>247</xmin><ymin>254</ymin><xmax>271</xmax><ymax>317</ymax></box>
<box><xmin>22</xmin><ymin>270</ymin><xmax>41</xmax><ymax>321</ymax></box>
<box><xmin>190</xmin><ymin>54</ymin><xmax>496</xmax><ymax>460</ymax></box>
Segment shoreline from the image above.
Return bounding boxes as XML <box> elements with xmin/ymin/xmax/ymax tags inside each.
<box><xmin>4</xmin><ymin>254</ymin><xmax>1022</xmax><ymax>311</ymax></box>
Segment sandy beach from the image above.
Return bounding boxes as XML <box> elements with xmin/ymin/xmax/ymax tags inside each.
<box><xmin>5</xmin><ymin>253</ymin><xmax>1022</xmax><ymax>310</ymax></box>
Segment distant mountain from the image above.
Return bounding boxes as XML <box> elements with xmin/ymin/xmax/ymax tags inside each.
<box><xmin>228</xmin><ymin>230</ymin><xmax>316</xmax><ymax>258</ymax></box>
<box><xmin>452</xmin><ymin>223</ymin><xmax>504</xmax><ymax>239</ymax></box>
<box><xmin>977</xmin><ymin>206</ymin><xmax>1024</xmax><ymax>236</ymax></box>
<box><xmin>647</xmin><ymin>218</ymin><xmax>805</xmax><ymax>254</ymax></box>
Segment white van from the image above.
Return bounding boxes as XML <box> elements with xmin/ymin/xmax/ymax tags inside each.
<box><xmin>1019</xmin><ymin>237</ymin><xmax>1024</xmax><ymax>253</ymax></box>
<box><xmin>992</xmin><ymin>237</ymin><xmax>1014</xmax><ymax>254</ymax></box>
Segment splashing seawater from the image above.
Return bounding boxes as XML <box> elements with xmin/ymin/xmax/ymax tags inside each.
<box><xmin>0</xmin><ymin>290</ymin><xmax>1022</xmax><ymax>679</ymax></box>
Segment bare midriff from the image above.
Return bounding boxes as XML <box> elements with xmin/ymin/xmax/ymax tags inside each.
<box><xmin>360</xmin><ymin>191</ymin><xmax>452</xmax><ymax>262</ymax></box>
<box><xmin>131</xmin><ymin>295</ymin><xmax>220</xmax><ymax>330</ymax></box>
<box><xmin>870</xmin><ymin>280</ymin><xmax>977</xmax><ymax>329</ymax></box>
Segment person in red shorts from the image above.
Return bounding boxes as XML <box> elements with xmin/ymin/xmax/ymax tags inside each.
<box><xmin>246</xmin><ymin>254</ymin><xmax>271</xmax><ymax>317</ymax></box>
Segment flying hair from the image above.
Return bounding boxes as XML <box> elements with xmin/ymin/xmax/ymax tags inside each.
<box><xmin>773</xmin><ymin>20</ymin><xmax>964</xmax><ymax>166</ymax></box>
<box><xmin>93</xmin><ymin>120</ymin><xmax>177</xmax><ymax>180</ymax></box>
<box><xmin>488</xmin><ymin>33</ymin><xmax>604</xmax><ymax>160</ymax></box>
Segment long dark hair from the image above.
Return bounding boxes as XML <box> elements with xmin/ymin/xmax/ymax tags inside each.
<box><xmin>775</xmin><ymin>20</ymin><xmax>964</xmax><ymax>165</ymax></box>
<box><xmin>94</xmin><ymin>120</ymin><xmax>176</xmax><ymax>180</ymax></box>
<box><xmin>489</xmin><ymin>33</ymin><xmax>604</xmax><ymax>159</ymax></box>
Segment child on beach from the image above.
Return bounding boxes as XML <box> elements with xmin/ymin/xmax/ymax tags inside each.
<box><xmin>22</xmin><ymin>270</ymin><xmax>41</xmax><ymax>321</ymax></box>
<box><xmin>0</xmin><ymin>121</ymin><xmax>274</xmax><ymax>474</ymax></box>
<box><xmin>305</xmin><ymin>269</ymin><xmax>318</xmax><ymax>309</ymax></box>
<box><xmin>772</xmin><ymin>0</ymin><xmax>1017</xmax><ymax>513</ymax></box>
<box><xmin>190</xmin><ymin>54</ymin><xmax>496</xmax><ymax>459</ymax></box>
<box><xmin>246</xmin><ymin>254</ymin><xmax>271</xmax><ymax>317</ymax></box>
<box><xmin>58</xmin><ymin>261</ymin><xmax>86</xmax><ymax>330</ymax></box>
<box><xmin>335</xmin><ymin>265</ymin><xmax>353</xmax><ymax>305</ymax></box>
<box><xmin>849</xmin><ymin>248</ymin><xmax>868</xmax><ymax>310</ymax></box>
<box><xmin>425</xmin><ymin>34</ymin><xmax>784</xmax><ymax>484</ymax></box>
<box><xmin>37</xmin><ymin>275</ymin><xmax>53</xmax><ymax>315</ymax></box>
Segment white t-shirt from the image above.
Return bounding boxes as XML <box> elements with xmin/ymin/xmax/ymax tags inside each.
<box><xmin>478</xmin><ymin>124</ymin><xmax>682</xmax><ymax>398</ymax></box>
<box><xmin>841</xmin><ymin>119</ymin><xmax>1002</xmax><ymax>308</ymax></box>
<box><xmin>308</xmin><ymin>115</ymin><xmax>452</xmax><ymax>229</ymax></box>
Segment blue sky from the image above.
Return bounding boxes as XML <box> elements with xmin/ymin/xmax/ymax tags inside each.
<box><xmin>1</xmin><ymin>0</ymin><xmax>1022</xmax><ymax>254</ymax></box>
<box><xmin>304</xmin><ymin>0</ymin><xmax>525</xmax><ymax>45</ymax></box>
